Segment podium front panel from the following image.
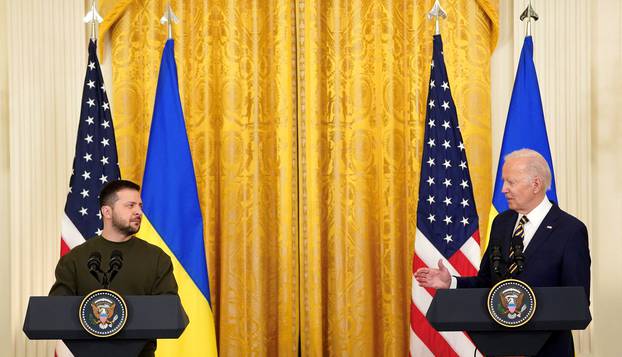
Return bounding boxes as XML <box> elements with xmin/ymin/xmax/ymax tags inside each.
<box><xmin>426</xmin><ymin>286</ymin><xmax>591</xmax><ymax>331</ymax></box>
<box><xmin>24</xmin><ymin>295</ymin><xmax>188</xmax><ymax>340</ymax></box>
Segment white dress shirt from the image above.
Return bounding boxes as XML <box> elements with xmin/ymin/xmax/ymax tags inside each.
<box><xmin>514</xmin><ymin>196</ymin><xmax>553</xmax><ymax>250</ymax></box>
<box><xmin>449</xmin><ymin>196</ymin><xmax>553</xmax><ymax>288</ymax></box>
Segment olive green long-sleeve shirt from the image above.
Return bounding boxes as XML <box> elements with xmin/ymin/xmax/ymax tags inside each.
<box><xmin>49</xmin><ymin>235</ymin><xmax>177</xmax><ymax>296</ymax></box>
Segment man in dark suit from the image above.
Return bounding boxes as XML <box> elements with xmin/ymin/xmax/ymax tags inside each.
<box><xmin>414</xmin><ymin>148</ymin><xmax>591</xmax><ymax>356</ymax></box>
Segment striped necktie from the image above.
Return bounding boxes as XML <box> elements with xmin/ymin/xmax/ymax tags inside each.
<box><xmin>508</xmin><ymin>215</ymin><xmax>529</xmax><ymax>274</ymax></box>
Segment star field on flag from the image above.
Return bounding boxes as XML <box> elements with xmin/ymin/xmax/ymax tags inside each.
<box><xmin>61</xmin><ymin>40</ymin><xmax>120</xmax><ymax>253</ymax></box>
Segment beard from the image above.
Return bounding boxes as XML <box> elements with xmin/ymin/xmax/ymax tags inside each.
<box><xmin>111</xmin><ymin>212</ymin><xmax>140</xmax><ymax>236</ymax></box>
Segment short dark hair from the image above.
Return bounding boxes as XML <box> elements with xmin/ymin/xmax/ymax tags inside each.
<box><xmin>98</xmin><ymin>179</ymin><xmax>141</xmax><ymax>208</ymax></box>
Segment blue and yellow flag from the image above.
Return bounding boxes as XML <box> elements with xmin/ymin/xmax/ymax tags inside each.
<box><xmin>140</xmin><ymin>39</ymin><xmax>218</xmax><ymax>356</ymax></box>
<box><xmin>488</xmin><ymin>36</ymin><xmax>558</xmax><ymax>236</ymax></box>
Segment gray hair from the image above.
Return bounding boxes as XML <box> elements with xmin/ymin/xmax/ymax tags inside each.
<box><xmin>504</xmin><ymin>149</ymin><xmax>552</xmax><ymax>190</ymax></box>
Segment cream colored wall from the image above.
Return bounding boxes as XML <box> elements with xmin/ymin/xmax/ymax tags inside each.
<box><xmin>492</xmin><ymin>0</ymin><xmax>622</xmax><ymax>356</ymax></box>
<box><xmin>4</xmin><ymin>1</ymin><xmax>86</xmax><ymax>356</ymax></box>
<box><xmin>591</xmin><ymin>1</ymin><xmax>622</xmax><ymax>356</ymax></box>
<box><xmin>0</xmin><ymin>0</ymin><xmax>11</xmax><ymax>352</ymax></box>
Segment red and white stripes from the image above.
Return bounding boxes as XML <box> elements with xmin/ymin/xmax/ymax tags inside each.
<box><xmin>60</xmin><ymin>214</ymin><xmax>86</xmax><ymax>255</ymax></box>
<box><xmin>410</xmin><ymin>229</ymin><xmax>482</xmax><ymax>357</ymax></box>
<box><xmin>56</xmin><ymin>214</ymin><xmax>85</xmax><ymax>357</ymax></box>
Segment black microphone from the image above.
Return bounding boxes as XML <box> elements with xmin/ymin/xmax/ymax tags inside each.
<box><xmin>107</xmin><ymin>250</ymin><xmax>123</xmax><ymax>284</ymax></box>
<box><xmin>490</xmin><ymin>245</ymin><xmax>502</xmax><ymax>276</ymax></box>
<box><xmin>87</xmin><ymin>252</ymin><xmax>102</xmax><ymax>283</ymax></box>
<box><xmin>511</xmin><ymin>238</ymin><xmax>525</xmax><ymax>274</ymax></box>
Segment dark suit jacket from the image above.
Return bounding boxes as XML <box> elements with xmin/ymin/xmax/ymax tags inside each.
<box><xmin>456</xmin><ymin>203</ymin><xmax>591</xmax><ymax>356</ymax></box>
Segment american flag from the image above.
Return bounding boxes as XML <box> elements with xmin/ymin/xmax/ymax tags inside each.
<box><xmin>410</xmin><ymin>35</ymin><xmax>481</xmax><ymax>357</ymax></box>
<box><xmin>56</xmin><ymin>38</ymin><xmax>120</xmax><ymax>357</ymax></box>
<box><xmin>60</xmin><ymin>39</ymin><xmax>120</xmax><ymax>256</ymax></box>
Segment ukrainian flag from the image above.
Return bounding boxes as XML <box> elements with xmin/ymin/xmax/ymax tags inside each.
<box><xmin>139</xmin><ymin>39</ymin><xmax>218</xmax><ymax>356</ymax></box>
<box><xmin>489</xmin><ymin>36</ymin><xmax>558</xmax><ymax>239</ymax></box>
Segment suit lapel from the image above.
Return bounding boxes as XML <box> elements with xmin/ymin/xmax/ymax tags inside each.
<box><xmin>524</xmin><ymin>203</ymin><xmax>562</xmax><ymax>258</ymax></box>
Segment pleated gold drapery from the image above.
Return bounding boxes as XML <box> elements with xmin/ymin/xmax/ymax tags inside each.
<box><xmin>99</xmin><ymin>0</ymin><xmax>497</xmax><ymax>355</ymax></box>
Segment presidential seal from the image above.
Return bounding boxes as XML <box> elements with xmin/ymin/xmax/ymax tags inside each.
<box><xmin>487</xmin><ymin>279</ymin><xmax>536</xmax><ymax>328</ymax></box>
<box><xmin>79</xmin><ymin>289</ymin><xmax>128</xmax><ymax>337</ymax></box>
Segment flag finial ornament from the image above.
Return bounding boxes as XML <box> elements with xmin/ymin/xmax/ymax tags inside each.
<box><xmin>83</xmin><ymin>0</ymin><xmax>103</xmax><ymax>41</ymax></box>
<box><xmin>160</xmin><ymin>3</ymin><xmax>180</xmax><ymax>40</ymax></box>
<box><xmin>427</xmin><ymin>0</ymin><xmax>447</xmax><ymax>36</ymax></box>
<box><xmin>520</xmin><ymin>1</ymin><xmax>539</xmax><ymax>37</ymax></box>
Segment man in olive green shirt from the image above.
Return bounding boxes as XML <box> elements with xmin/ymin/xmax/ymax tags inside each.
<box><xmin>49</xmin><ymin>180</ymin><xmax>178</xmax><ymax>356</ymax></box>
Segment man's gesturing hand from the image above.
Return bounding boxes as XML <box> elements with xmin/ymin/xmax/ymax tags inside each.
<box><xmin>414</xmin><ymin>259</ymin><xmax>451</xmax><ymax>289</ymax></box>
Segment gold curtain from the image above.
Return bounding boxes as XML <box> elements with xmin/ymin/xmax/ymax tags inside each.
<box><xmin>99</xmin><ymin>0</ymin><xmax>497</xmax><ymax>355</ymax></box>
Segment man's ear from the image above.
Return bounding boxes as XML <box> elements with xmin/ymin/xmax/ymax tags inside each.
<box><xmin>532</xmin><ymin>176</ymin><xmax>544</xmax><ymax>194</ymax></box>
<box><xmin>101</xmin><ymin>205</ymin><xmax>113</xmax><ymax>219</ymax></box>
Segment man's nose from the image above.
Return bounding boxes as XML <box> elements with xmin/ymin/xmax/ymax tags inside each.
<box><xmin>501</xmin><ymin>182</ymin><xmax>508</xmax><ymax>193</ymax></box>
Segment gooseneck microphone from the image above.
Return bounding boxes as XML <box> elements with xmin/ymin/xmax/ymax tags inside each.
<box><xmin>490</xmin><ymin>245</ymin><xmax>502</xmax><ymax>275</ymax></box>
<box><xmin>107</xmin><ymin>250</ymin><xmax>124</xmax><ymax>284</ymax></box>
<box><xmin>87</xmin><ymin>252</ymin><xmax>102</xmax><ymax>282</ymax></box>
<box><xmin>511</xmin><ymin>238</ymin><xmax>525</xmax><ymax>274</ymax></box>
<box><xmin>87</xmin><ymin>251</ymin><xmax>124</xmax><ymax>289</ymax></box>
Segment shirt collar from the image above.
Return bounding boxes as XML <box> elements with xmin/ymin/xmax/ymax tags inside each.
<box><xmin>520</xmin><ymin>196</ymin><xmax>552</xmax><ymax>227</ymax></box>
